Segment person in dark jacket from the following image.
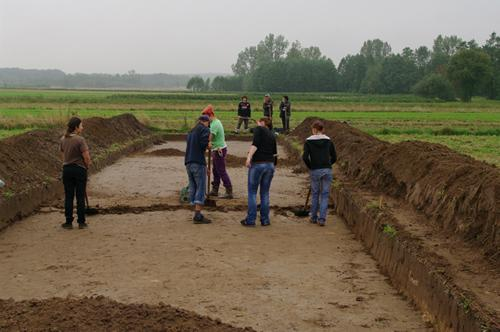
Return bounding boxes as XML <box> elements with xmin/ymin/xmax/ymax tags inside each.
<box><xmin>263</xmin><ymin>94</ymin><xmax>273</xmax><ymax>124</ymax></box>
<box><xmin>302</xmin><ymin>120</ymin><xmax>337</xmax><ymax>226</ymax></box>
<box><xmin>185</xmin><ymin>115</ymin><xmax>212</xmax><ymax>224</ymax></box>
<box><xmin>60</xmin><ymin>117</ymin><xmax>92</xmax><ymax>230</ymax></box>
<box><xmin>235</xmin><ymin>96</ymin><xmax>251</xmax><ymax>133</ymax></box>
<box><xmin>241</xmin><ymin>117</ymin><xmax>277</xmax><ymax>227</ymax></box>
<box><xmin>279</xmin><ymin>95</ymin><xmax>291</xmax><ymax>132</ymax></box>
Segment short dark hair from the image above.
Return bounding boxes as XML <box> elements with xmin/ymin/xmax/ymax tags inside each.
<box><xmin>283</xmin><ymin>95</ymin><xmax>289</xmax><ymax>101</ymax></box>
<box><xmin>241</xmin><ymin>95</ymin><xmax>248</xmax><ymax>100</ymax></box>
<box><xmin>311</xmin><ymin>120</ymin><xmax>324</xmax><ymax>132</ymax></box>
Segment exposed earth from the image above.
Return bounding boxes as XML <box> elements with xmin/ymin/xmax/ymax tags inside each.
<box><xmin>0</xmin><ymin>140</ymin><xmax>430</xmax><ymax>331</ymax></box>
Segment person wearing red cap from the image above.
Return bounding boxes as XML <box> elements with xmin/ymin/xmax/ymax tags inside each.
<box><xmin>201</xmin><ymin>105</ymin><xmax>233</xmax><ymax>199</ymax></box>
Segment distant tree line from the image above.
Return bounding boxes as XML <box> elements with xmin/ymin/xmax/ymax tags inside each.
<box><xmin>0</xmin><ymin>68</ymin><xmax>193</xmax><ymax>90</ymax></box>
<box><xmin>194</xmin><ymin>33</ymin><xmax>500</xmax><ymax>102</ymax></box>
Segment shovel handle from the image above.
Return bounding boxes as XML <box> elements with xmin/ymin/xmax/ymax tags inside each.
<box><xmin>304</xmin><ymin>187</ymin><xmax>311</xmax><ymax>210</ymax></box>
<box><xmin>85</xmin><ymin>181</ymin><xmax>90</xmax><ymax>207</ymax></box>
<box><xmin>207</xmin><ymin>149</ymin><xmax>211</xmax><ymax>196</ymax></box>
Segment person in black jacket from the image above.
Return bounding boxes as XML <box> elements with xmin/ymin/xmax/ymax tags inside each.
<box><xmin>263</xmin><ymin>94</ymin><xmax>273</xmax><ymax>124</ymax></box>
<box><xmin>241</xmin><ymin>117</ymin><xmax>277</xmax><ymax>227</ymax></box>
<box><xmin>302</xmin><ymin>120</ymin><xmax>337</xmax><ymax>226</ymax></box>
<box><xmin>235</xmin><ymin>96</ymin><xmax>251</xmax><ymax>133</ymax></box>
<box><xmin>279</xmin><ymin>95</ymin><xmax>291</xmax><ymax>132</ymax></box>
<box><xmin>185</xmin><ymin>115</ymin><xmax>212</xmax><ymax>224</ymax></box>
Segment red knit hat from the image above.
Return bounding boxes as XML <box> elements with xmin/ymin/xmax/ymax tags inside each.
<box><xmin>202</xmin><ymin>105</ymin><xmax>215</xmax><ymax>117</ymax></box>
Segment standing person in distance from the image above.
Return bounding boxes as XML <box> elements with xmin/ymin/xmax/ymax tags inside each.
<box><xmin>302</xmin><ymin>120</ymin><xmax>337</xmax><ymax>227</ymax></box>
<box><xmin>60</xmin><ymin>117</ymin><xmax>92</xmax><ymax>229</ymax></box>
<box><xmin>202</xmin><ymin>105</ymin><xmax>233</xmax><ymax>199</ymax></box>
<box><xmin>241</xmin><ymin>117</ymin><xmax>277</xmax><ymax>227</ymax></box>
<box><xmin>235</xmin><ymin>96</ymin><xmax>251</xmax><ymax>134</ymax></box>
<box><xmin>185</xmin><ymin>114</ymin><xmax>212</xmax><ymax>224</ymax></box>
<box><xmin>279</xmin><ymin>95</ymin><xmax>291</xmax><ymax>133</ymax></box>
<box><xmin>263</xmin><ymin>94</ymin><xmax>273</xmax><ymax>127</ymax></box>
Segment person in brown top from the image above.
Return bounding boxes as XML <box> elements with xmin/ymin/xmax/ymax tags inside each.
<box><xmin>60</xmin><ymin>117</ymin><xmax>92</xmax><ymax>229</ymax></box>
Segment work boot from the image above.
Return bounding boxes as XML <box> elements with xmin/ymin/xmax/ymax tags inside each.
<box><xmin>208</xmin><ymin>184</ymin><xmax>219</xmax><ymax>197</ymax></box>
<box><xmin>78</xmin><ymin>222</ymin><xmax>88</xmax><ymax>229</ymax></box>
<box><xmin>193</xmin><ymin>213</ymin><xmax>212</xmax><ymax>224</ymax></box>
<box><xmin>222</xmin><ymin>186</ymin><xmax>233</xmax><ymax>199</ymax></box>
<box><xmin>61</xmin><ymin>222</ymin><xmax>73</xmax><ymax>229</ymax></box>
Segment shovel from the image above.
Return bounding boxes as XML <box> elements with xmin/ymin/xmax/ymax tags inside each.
<box><xmin>85</xmin><ymin>191</ymin><xmax>99</xmax><ymax>215</ymax></box>
<box><xmin>294</xmin><ymin>187</ymin><xmax>311</xmax><ymax>217</ymax></box>
<box><xmin>205</xmin><ymin>149</ymin><xmax>217</xmax><ymax>207</ymax></box>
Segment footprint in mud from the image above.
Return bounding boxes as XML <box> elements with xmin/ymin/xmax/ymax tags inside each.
<box><xmin>205</xmin><ymin>304</ymin><xmax>219</xmax><ymax>313</ymax></box>
<box><xmin>328</xmin><ymin>301</ymin><xmax>350</xmax><ymax>309</ymax></box>
<box><xmin>42</xmin><ymin>264</ymin><xmax>77</xmax><ymax>271</ymax></box>
<box><xmin>82</xmin><ymin>280</ymin><xmax>106</xmax><ymax>287</ymax></box>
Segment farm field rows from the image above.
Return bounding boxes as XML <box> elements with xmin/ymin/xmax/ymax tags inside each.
<box><xmin>0</xmin><ymin>89</ymin><xmax>499</xmax><ymax>165</ymax></box>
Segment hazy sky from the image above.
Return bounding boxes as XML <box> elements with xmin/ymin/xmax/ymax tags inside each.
<box><xmin>1</xmin><ymin>0</ymin><xmax>499</xmax><ymax>74</ymax></box>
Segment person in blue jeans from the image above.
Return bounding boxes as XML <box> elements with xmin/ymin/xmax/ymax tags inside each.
<box><xmin>241</xmin><ymin>117</ymin><xmax>277</xmax><ymax>227</ymax></box>
<box><xmin>302</xmin><ymin>120</ymin><xmax>337</xmax><ymax>226</ymax></box>
<box><xmin>185</xmin><ymin>115</ymin><xmax>212</xmax><ymax>224</ymax></box>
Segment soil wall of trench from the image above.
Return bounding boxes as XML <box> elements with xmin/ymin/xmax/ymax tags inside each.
<box><xmin>0</xmin><ymin>114</ymin><xmax>161</xmax><ymax>230</ymax></box>
<box><xmin>289</xmin><ymin>118</ymin><xmax>499</xmax><ymax>331</ymax></box>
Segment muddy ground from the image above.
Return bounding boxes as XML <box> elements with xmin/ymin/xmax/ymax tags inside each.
<box><xmin>291</xmin><ymin>119</ymin><xmax>499</xmax><ymax>330</ymax></box>
<box><xmin>0</xmin><ymin>140</ymin><xmax>431</xmax><ymax>331</ymax></box>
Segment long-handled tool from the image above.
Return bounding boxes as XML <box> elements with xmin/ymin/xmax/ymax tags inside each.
<box><xmin>205</xmin><ymin>149</ymin><xmax>217</xmax><ymax>207</ymax></box>
<box><xmin>85</xmin><ymin>189</ymin><xmax>99</xmax><ymax>215</ymax></box>
<box><xmin>294</xmin><ymin>186</ymin><xmax>311</xmax><ymax>217</ymax></box>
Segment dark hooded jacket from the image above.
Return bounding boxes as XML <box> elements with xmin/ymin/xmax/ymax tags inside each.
<box><xmin>238</xmin><ymin>101</ymin><xmax>251</xmax><ymax>118</ymax></box>
<box><xmin>185</xmin><ymin>123</ymin><xmax>210</xmax><ymax>166</ymax></box>
<box><xmin>302</xmin><ymin>134</ymin><xmax>337</xmax><ymax>170</ymax></box>
<box><xmin>263</xmin><ymin>100</ymin><xmax>273</xmax><ymax>117</ymax></box>
<box><xmin>279</xmin><ymin>101</ymin><xmax>291</xmax><ymax>118</ymax></box>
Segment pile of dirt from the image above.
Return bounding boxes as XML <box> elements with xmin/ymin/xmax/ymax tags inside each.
<box><xmin>146</xmin><ymin>148</ymin><xmax>186</xmax><ymax>157</ymax></box>
<box><xmin>225</xmin><ymin>154</ymin><xmax>246</xmax><ymax>167</ymax></box>
<box><xmin>291</xmin><ymin>118</ymin><xmax>500</xmax><ymax>258</ymax></box>
<box><xmin>0</xmin><ymin>114</ymin><xmax>154</xmax><ymax>227</ymax></box>
<box><xmin>0</xmin><ymin>297</ymin><xmax>254</xmax><ymax>332</ymax></box>
<box><xmin>0</xmin><ymin>114</ymin><xmax>150</xmax><ymax>194</ymax></box>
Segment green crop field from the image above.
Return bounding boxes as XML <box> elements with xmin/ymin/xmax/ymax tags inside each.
<box><xmin>0</xmin><ymin>88</ymin><xmax>499</xmax><ymax>165</ymax></box>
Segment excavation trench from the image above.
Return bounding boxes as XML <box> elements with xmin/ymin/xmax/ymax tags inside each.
<box><xmin>0</xmin><ymin>137</ymin><xmax>431</xmax><ymax>331</ymax></box>
<box><xmin>42</xmin><ymin>204</ymin><xmax>317</xmax><ymax>216</ymax></box>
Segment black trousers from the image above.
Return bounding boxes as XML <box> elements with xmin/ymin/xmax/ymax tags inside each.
<box><xmin>281</xmin><ymin>116</ymin><xmax>290</xmax><ymax>131</ymax></box>
<box><xmin>63</xmin><ymin>164</ymin><xmax>87</xmax><ymax>223</ymax></box>
<box><xmin>236</xmin><ymin>117</ymin><xmax>249</xmax><ymax>130</ymax></box>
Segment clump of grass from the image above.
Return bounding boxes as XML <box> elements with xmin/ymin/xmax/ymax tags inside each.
<box><xmin>3</xmin><ymin>189</ymin><xmax>15</xmax><ymax>199</ymax></box>
<box><xmin>332</xmin><ymin>179</ymin><xmax>342</xmax><ymax>189</ymax></box>
<box><xmin>459</xmin><ymin>296</ymin><xmax>472</xmax><ymax>314</ymax></box>
<box><xmin>383</xmin><ymin>224</ymin><xmax>397</xmax><ymax>238</ymax></box>
<box><xmin>366</xmin><ymin>198</ymin><xmax>384</xmax><ymax>211</ymax></box>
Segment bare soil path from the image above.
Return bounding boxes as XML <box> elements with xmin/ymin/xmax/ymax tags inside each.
<box><xmin>0</xmin><ymin>141</ymin><xmax>431</xmax><ymax>331</ymax></box>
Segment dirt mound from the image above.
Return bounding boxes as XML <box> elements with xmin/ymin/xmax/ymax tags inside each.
<box><xmin>0</xmin><ymin>114</ymin><xmax>154</xmax><ymax>228</ymax></box>
<box><xmin>0</xmin><ymin>297</ymin><xmax>254</xmax><ymax>332</ymax></box>
<box><xmin>291</xmin><ymin>118</ymin><xmax>500</xmax><ymax>258</ymax></box>
<box><xmin>0</xmin><ymin>114</ymin><xmax>150</xmax><ymax>193</ymax></box>
<box><xmin>225</xmin><ymin>154</ymin><xmax>246</xmax><ymax>167</ymax></box>
<box><xmin>146</xmin><ymin>148</ymin><xmax>186</xmax><ymax>157</ymax></box>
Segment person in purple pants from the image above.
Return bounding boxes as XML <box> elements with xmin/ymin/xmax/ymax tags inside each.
<box><xmin>202</xmin><ymin>105</ymin><xmax>234</xmax><ymax>199</ymax></box>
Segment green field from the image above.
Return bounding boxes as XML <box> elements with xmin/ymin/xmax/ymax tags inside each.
<box><xmin>0</xmin><ymin>89</ymin><xmax>499</xmax><ymax>165</ymax></box>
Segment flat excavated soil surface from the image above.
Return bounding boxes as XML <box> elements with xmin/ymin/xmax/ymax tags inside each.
<box><xmin>0</xmin><ymin>141</ymin><xmax>430</xmax><ymax>331</ymax></box>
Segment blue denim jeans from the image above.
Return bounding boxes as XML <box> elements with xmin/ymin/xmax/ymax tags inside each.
<box><xmin>186</xmin><ymin>163</ymin><xmax>206</xmax><ymax>205</ymax></box>
<box><xmin>310</xmin><ymin>168</ymin><xmax>333</xmax><ymax>222</ymax></box>
<box><xmin>246</xmin><ymin>162</ymin><xmax>275</xmax><ymax>225</ymax></box>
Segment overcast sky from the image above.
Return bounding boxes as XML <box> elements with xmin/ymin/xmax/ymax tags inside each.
<box><xmin>1</xmin><ymin>0</ymin><xmax>499</xmax><ymax>74</ymax></box>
